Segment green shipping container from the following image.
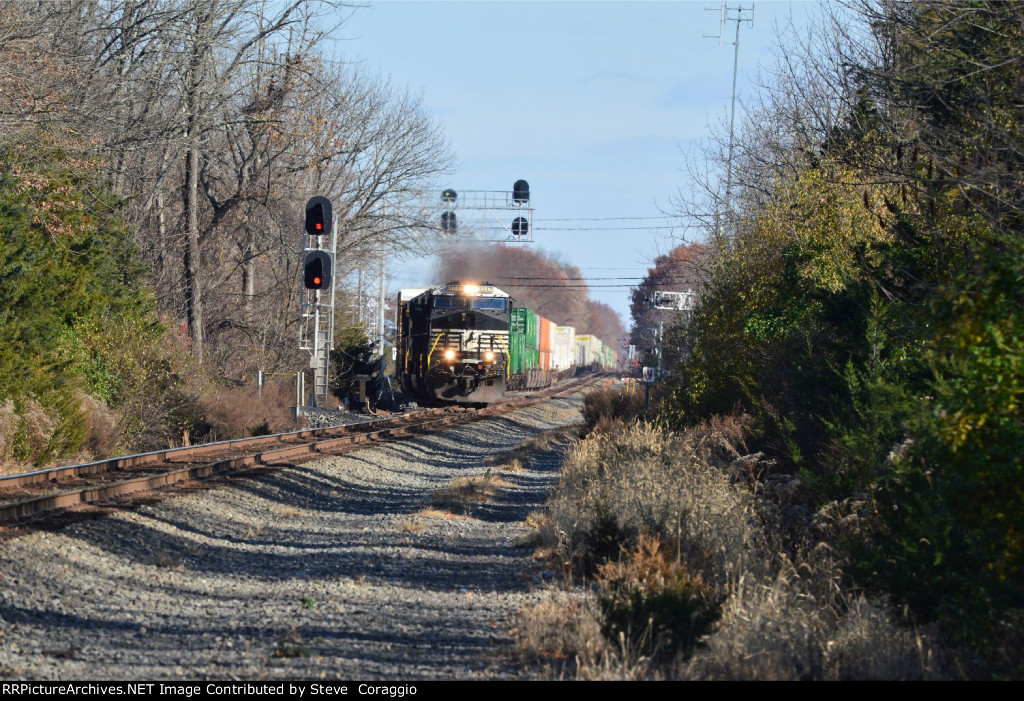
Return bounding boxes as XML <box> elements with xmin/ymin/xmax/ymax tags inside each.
<box><xmin>510</xmin><ymin>307</ymin><xmax>541</xmax><ymax>374</ymax></box>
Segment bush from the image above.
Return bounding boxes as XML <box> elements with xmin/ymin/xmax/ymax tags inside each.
<box><xmin>200</xmin><ymin>381</ymin><xmax>301</xmax><ymax>442</ymax></box>
<box><xmin>548</xmin><ymin>421</ymin><xmax>766</xmax><ymax>584</ymax></box>
<box><xmin>681</xmin><ymin>564</ymin><xmax>937</xmax><ymax>680</ymax></box>
<box><xmin>597</xmin><ymin>535</ymin><xmax>722</xmax><ymax>660</ymax></box>
<box><xmin>0</xmin><ymin>140</ymin><xmax>175</xmax><ymax>463</ymax></box>
<box><xmin>581</xmin><ymin>386</ymin><xmax>648</xmax><ymax>435</ymax></box>
<box><xmin>853</xmin><ymin>252</ymin><xmax>1024</xmax><ymax>643</ymax></box>
<box><xmin>526</xmin><ymin>415</ymin><xmax>942</xmax><ymax>680</ymax></box>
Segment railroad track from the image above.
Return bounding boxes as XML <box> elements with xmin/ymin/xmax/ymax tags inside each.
<box><xmin>0</xmin><ymin>374</ymin><xmax>603</xmax><ymax>525</ymax></box>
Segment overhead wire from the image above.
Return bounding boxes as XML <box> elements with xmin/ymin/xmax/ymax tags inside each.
<box><xmin>533</xmin><ymin>215</ymin><xmax>688</xmax><ymax>221</ymax></box>
<box><xmin>500</xmin><ymin>275</ymin><xmax>697</xmax><ymax>281</ymax></box>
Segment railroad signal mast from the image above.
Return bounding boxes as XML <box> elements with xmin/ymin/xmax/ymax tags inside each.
<box><xmin>648</xmin><ymin>289</ymin><xmax>697</xmax><ymax>362</ymax></box>
<box><xmin>641</xmin><ymin>288</ymin><xmax>697</xmax><ymax>407</ymax></box>
<box><xmin>438</xmin><ymin>180</ymin><xmax>534</xmax><ymax>243</ymax></box>
<box><xmin>299</xmin><ymin>196</ymin><xmax>337</xmax><ymax>408</ymax></box>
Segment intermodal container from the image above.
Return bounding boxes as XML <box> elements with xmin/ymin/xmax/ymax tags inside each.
<box><xmin>538</xmin><ymin>315</ymin><xmax>553</xmax><ymax>371</ymax></box>
<box><xmin>553</xmin><ymin>325</ymin><xmax>575</xmax><ymax>369</ymax></box>
<box><xmin>511</xmin><ymin>307</ymin><xmax>542</xmax><ymax>373</ymax></box>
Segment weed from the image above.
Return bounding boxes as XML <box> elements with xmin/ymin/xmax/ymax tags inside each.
<box><xmin>272</xmin><ymin>642</ymin><xmax>310</xmax><ymax>659</ymax></box>
<box><xmin>515</xmin><ymin>596</ymin><xmax>605</xmax><ymax>667</ymax></box>
<box><xmin>412</xmin><ymin>507</ymin><xmax>474</xmax><ymax>521</ymax></box>
<box><xmin>272</xmin><ymin>629</ymin><xmax>311</xmax><ymax>659</ymax></box>
<box><xmin>431</xmin><ymin>470</ymin><xmax>509</xmax><ymax>511</ymax></box>
<box><xmin>581</xmin><ymin>387</ymin><xmax>647</xmax><ymax>436</ymax></box>
<box><xmin>596</xmin><ymin>535</ymin><xmax>721</xmax><ymax>660</ymax></box>
<box><xmin>547</xmin><ymin>422</ymin><xmax>769</xmax><ymax>584</ymax></box>
<box><xmin>243</xmin><ymin>525</ymin><xmax>269</xmax><ymax>538</ymax></box>
<box><xmin>270</xmin><ymin>504</ymin><xmax>303</xmax><ymax>520</ymax></box>
<box><xmin>396</xmin><ymin>517</ymin><xmax>426</xmax><ymax>533</ymax></box>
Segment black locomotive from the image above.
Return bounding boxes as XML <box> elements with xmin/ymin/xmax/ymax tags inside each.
<box><xmin>396</xmin><ymin>282</ymin><xmax>511</xmax><ymax>404</ymax></box>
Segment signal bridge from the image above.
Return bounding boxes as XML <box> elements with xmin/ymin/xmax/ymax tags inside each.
<box><xmin>439</xmin><ymin>180</ymin><xmax>533</xmax><ymax>242</ymax></box>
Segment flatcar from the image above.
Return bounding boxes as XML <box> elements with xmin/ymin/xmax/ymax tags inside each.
<box><xmin>396</xmin><ymin>282</ymin><xmax>511</xmax><ymax>404</ymax></box>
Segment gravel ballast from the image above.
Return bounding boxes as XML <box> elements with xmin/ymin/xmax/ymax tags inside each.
<box><xmin>0</xmin><ymin>394</ymin><xmax>584</xmax><ymax>680</ymax></box>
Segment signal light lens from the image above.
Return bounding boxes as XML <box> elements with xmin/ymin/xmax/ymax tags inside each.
<box><xmin>305</xmin><ymin>197</ymin><xmax>332</xmax><ymax>237</ymax></box>
<box><xmin>303</xmin><ymin>251</ymin><xmax>331</xmax><ymax>290</ymax></box>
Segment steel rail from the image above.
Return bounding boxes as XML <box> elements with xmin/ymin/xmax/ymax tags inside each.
<box><xmin>0</xmin><ymin>374</ymin><xmax>602</xmax><ymax>524</ymax></box>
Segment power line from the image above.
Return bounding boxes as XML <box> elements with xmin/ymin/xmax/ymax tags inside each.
<box><xmin>499</xmin><ymin>266</ymin><xmax>653</xmax><ymax>271</ymax></box>
<box><xmin>534</xmin><ymin>216</ymin><xmax>688</xmax><ymax>222</ymax></box>
<box><xmin>533</xmin><ymin>224</ymin><xmax>701</xmax><ymax>231</ymax></box>
<box><xmin>501</xmin><ymin>276</ymin><xmax>698</xmax><ymax>282</ymax></box>
<box><xmin>500</xmin><ymin>283</ymin><xmax>690</xmax><ymax>289</ymax></box>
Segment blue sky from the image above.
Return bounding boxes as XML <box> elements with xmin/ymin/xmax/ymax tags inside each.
<box><xmin>337</xmin><ymin>1</ymin><xmax>816</xmax><ymax>326</ymax></box>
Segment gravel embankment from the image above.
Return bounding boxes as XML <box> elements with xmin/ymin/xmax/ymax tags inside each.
<box><xmin>0</xmin><ymin>395</ymin><xmax>584</xmax><ymax>680</ymax></box>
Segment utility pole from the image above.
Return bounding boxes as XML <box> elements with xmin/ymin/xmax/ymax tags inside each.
<box><xmin>704</xmin><ymin>2</ymin><xmax>755</xmax><ymax>240</ymax></box>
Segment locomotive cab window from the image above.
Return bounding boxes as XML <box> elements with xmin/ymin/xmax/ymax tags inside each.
<box><xmin>471</xmin><ymin>298</ymin><xmax>506</xmax><ymax>311</ymax></box>
<box><xmin>432</xmin><ymin>296</ymin><xmax>462</xmax><ymax>309</ymax></box>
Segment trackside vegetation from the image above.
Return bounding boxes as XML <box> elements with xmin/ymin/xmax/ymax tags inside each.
<box><xmin>0</xmin><ymin>141</ymin><xmax>190</xmax><ymax>469</ymax></box>
<box><xmin>519</xmin><ymin>2</ymin><xmax>1024</xmax><ymax>680</ymax></box>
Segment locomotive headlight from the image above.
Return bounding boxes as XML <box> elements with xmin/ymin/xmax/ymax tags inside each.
<box><xmin>484</xmin><ymin>351</ymin><xmax>495</xmax><ymax>362</ymax></box>
<box><xmin>464</xmin><ymin>284</ymin><xmax>479</xmax><ymax>296</ymax></box>
<box><xmin>444</xmin><ymin>349</ymin><xmax>456</xmax><ymax>361</ymax></box>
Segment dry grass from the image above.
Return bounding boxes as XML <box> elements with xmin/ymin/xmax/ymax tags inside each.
<box><xmin>202</xmin><ymin>381</ymin><xmax>302</xmax><ymax>441</ymax></box>
<box><xmin>548</xmin><ymin>421</ymin><xmax>769</xmax><ymax>584</ymax></box>
<box><xmin>78</xmin><ymin>390</ymin><xmax>121</xmax><ymax>460</ymax></box>
<box><xmin>270</xmin><ymin>504</ymin><xmax>303</xmax><ymax>520</ymax></box>
<box><xmin>0</xmin><ymin>399</ymin><xmax>24</xmax><ymax>475</ymax></box>
<box><xmin>485</xmin><ymin>425</ymin><xmax>581</xmax><ymax>472</ymax></box>
<box><xmin>596</xmin><ymin>535</ymin><xmax>722</xmax><ymax>660</ymax></box>
<box><xmin>412</xmin><ymin>507</ymin><xmax>475</xmax><ymax>521</ymax></box>
<box><xmin>243</xmin><ymin>525</ymin><xmax>269</xmax><ymax>538</ymax></box>
<box><xmin>431</xmin><ymin>470</ymin><xmax>510</xmax><ymax>511</ymax></box>
<box><xmin>0</xmin><ymin>398</ymin><xmax>54</xmax><ymax>475</ymax></box>
<box><xmin>580</xmin><ymin>387</ymin><xmax>647</xmax><ymax>435</ymax></box>
<box><xmin>494</xmin><ymin>457</ymin><xmax>524</xmax><ymax>472</ymax></box>
<box><xmin>515</xmin><ymin>593</ymin><xmax>664</xmax><ymax>680</ymax></box>
<box><xmin>396</xmin><ymin>517</ymin><xmax>426</xmax><ymax>533</ymax></box>
<box><xmin>679</xmin><ymin>565</ymin><xmax>940</xmax><ymax>680</ymax></box>
<box><xmin>516</xmin><ymin>510</ymin><xmax>558</xmax><ymax>554</ymax></box>
<box><xmin>516</xmin><ymin>419</ymin><xmax>947</xmax><ymax>680</ymax></box>
<box><xmin>515</xmin><ymin>596</ymin><xmax>606</xmax><ymax>668</ymax></box>
<box><xmin>150</xmin><ymin>547</ymin><xmax>186</xmax><ymax>570</ymax></box>
<box><xmin>272</xmin><ymin>628</ymin><xmax>311</xmax><ymax>659</ymax></box>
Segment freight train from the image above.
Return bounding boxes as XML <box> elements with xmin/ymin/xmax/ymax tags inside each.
<box><xmin>396</xmin><ymin>281</ymin><xmax>618</xmax><ymax>405</ymax></box>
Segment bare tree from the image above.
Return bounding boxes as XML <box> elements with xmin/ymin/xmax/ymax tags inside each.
<box><xmin>2</xmin><ymin>1</ymin><xmax>456</xmax><ymax>381</ymax></box>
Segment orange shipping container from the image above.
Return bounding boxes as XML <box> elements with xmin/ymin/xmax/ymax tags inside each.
<box><xmin>538</xmin><ymin>315</ymin><xmax>553</xmax><ymax>371</ymax></box>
